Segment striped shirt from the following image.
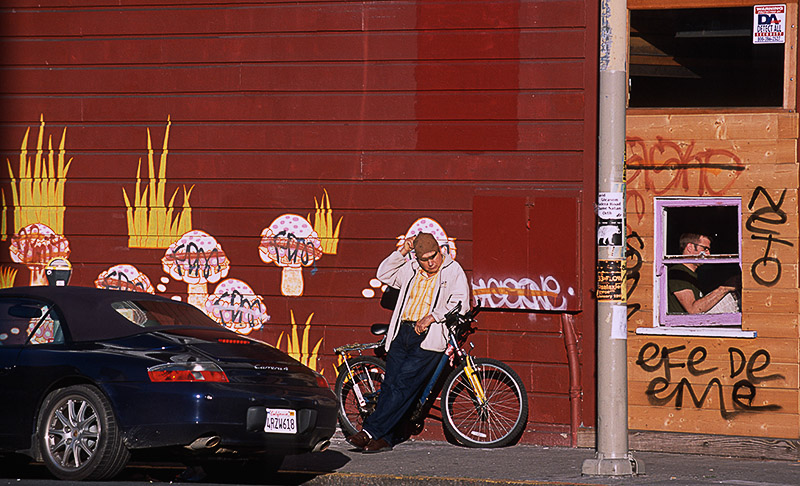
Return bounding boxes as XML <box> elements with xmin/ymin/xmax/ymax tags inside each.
<box><xmin>401</xmin><ymin>270</ymin><xmax>438</xmax><ymax>322</ymax></box>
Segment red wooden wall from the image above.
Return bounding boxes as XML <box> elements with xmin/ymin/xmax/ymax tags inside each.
<box><xmin>0</xmin><ymin>0</ymin><xmax>598</xmax><ymax>445</ymax></box>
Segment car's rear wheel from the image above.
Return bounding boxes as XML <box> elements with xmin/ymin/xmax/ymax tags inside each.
<box><xmin>37</xmin><ymin>384</ymin><xmax>130</xmax><ymax>480</ymax></box>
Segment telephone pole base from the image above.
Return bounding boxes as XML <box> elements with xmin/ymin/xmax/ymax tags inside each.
<box><xmin>582</xmin><ymin>454</ymin><xmax>644</xmax><ymax>476</ymax></box>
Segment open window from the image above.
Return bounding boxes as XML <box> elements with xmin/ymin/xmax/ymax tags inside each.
<box><xmin>629</xmin><ymin>3</ymin><xmax>794</xmax><ymax>108</ymax></box>
<box><xmin>654</xmin><ymin>198</ymin><xmax>743</xmax><ymax>329</ymax></box>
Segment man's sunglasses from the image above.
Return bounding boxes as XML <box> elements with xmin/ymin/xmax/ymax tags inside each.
<box><xmin>417</xmin><ymin>251</ymin><xmax>440</xmax><ymax>263</ymax></box>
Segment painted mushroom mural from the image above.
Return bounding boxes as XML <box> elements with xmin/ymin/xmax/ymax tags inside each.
<box><xmin>204</xmin><ymin>278</ymin><xmax>269</xmax><ymax>335</ymax></box>
<box><xmin>259</xmin><ymin>214</ymin><xmax>323</xmax><ymax>297</ymax></box>
<box><xmin>162</xmin><ymin>230</ymin><xmax>230</xmax><ymax>307</ymax></box>
<box><xmin>95</xmin><ymin>264</ymin><xmax>155</xmax><ymax>293</ymax></box>
<box><xmin>396</xmin><ymin>217</ymin><xmax>457</xmax><ymax>260</ymax></box>
<box><xmin>9</xmin><ymin>223</ymin><xmax>71</xmax><ymax>286</ymax></box>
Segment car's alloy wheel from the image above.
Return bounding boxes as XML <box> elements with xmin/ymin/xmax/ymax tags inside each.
<box><xmin>37</xmin><ymin>385</ymin><xmax>130</xmax><ymax>480</ymax></box>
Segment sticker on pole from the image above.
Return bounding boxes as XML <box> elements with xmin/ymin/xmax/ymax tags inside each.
<box><xmin>597</xmin><ymin>192</ymin><xmax>624</xmax><ymax>247</ymax></box>
<box><xmin>597</xmin><ymin>259</ymin><xmax>626</xmax><ymax>303</ymax></box>
<box><xmin>753</xmin><ymin>5</ymin><xmax>785</xmax><ymax>44</ymax></box>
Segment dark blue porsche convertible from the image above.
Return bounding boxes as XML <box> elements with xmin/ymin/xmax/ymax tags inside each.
<box><xmin>0</xmin><ymin>286</ymin><xmax>337</xmax><ymax>480</ymax></box>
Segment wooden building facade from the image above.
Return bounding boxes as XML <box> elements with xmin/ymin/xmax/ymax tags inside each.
<box><xmin>0</xmin><ymin>1</ymin><xmax>600</xmax><ymax>446</ymax></box>
<box><xmin>621</xmin><ymin>0</ymin><xmax>800</xmax><ymax>459</ymax></box>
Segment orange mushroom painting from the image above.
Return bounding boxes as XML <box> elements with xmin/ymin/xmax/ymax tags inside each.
<box><xmin>204</xmin><ymin>278</ymin><xmax>269</xmax><ymax>335</ymax></box>
<box><xmin>396</xmin><ymin>217</ymin><xmax>457</xmax><ymax>260</ymax></box>
<box><xmin>259</xmin><ymin>214</ymin><xmax>323</xmax><ymax>297</ymax></box>
<box><xmin>95</xmin><ymin>264</ymin><xmax>155</xmax><ymax>293</ymax></box>
<box><xmin>9</xmin><ymin>223</ymin><xmax>71</xmax><ymax>286</ymax></box>
<box><xmin>162</xmin><ymin>230</ymin><xmax>230</xmax><ymax>307</ymax></box>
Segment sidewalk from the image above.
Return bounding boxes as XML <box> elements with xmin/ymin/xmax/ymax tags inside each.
<box><xmin>280</xmin><ymin>433</ymin><xmax>800</xmax><ymax>486</ymax></box>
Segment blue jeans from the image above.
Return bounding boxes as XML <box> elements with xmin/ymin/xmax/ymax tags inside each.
<box><xmin>362</xmin><ymin>321</ymin><xmax>442</xmax><ymax>444</ymax></box>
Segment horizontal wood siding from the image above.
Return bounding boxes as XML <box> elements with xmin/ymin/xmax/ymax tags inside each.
<box><xmin>0</xmin><ymin>1</ymin><xmax>598</xmax><ymax>443</ymax></box>
<box><xmin>626</xmin><ymin>112</ymin><xmax>800</xmax><ymax>439</ymax></box>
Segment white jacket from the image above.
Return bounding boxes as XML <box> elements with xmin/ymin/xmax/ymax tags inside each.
<box><xmin>376</xmin><ymin>250</ymin><xmax>470</xmax><ymax>352</ymax></box>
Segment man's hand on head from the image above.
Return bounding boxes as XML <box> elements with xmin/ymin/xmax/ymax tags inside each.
<box><xmin>400</xmin><ymin>237</ymin><xmax>414</xmax><ymax>256</ymax></box>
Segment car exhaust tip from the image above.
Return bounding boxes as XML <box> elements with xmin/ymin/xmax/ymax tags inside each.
<box><xmin>312</xmin><ymin>439</ymin><xmax>330</xmax><ymax>452</ymax></box>
<box><xmin>187</xmin><ymin>435</ymin><xmax>221</xmax><ymax>450</ymax></box>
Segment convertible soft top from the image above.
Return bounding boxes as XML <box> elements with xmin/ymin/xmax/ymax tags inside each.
<box><xmin>0</xmin><ymin>286</ymin><xmax>218</xmax><ymax>342</ymax></box>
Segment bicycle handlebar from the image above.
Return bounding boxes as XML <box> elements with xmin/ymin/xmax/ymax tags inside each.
<box><xmin>442</xmin><ymin>301</ymin><xmax>480</xmax><ymax>345</ymax></box>
<box><xmin>443</xmin><ymin>301</ymin><xmax>481</xmax><ymax>323</ymax></box>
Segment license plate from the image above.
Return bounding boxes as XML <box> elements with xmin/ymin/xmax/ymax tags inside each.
<box><xmin>264</xmin><ymin>408</ymin><xmax>297</xmax><ymax>434</ymax></box>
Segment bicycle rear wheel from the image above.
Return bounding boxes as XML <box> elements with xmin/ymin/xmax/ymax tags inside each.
<box><xmin>441</xmin><ymin>357</ymin><xmax>528</xmax><ymax>448</ymax></box>
<box><xmin>334</xmin><ymin>356</ymin><xmax>386</xmax><ymax>437</ymax></box>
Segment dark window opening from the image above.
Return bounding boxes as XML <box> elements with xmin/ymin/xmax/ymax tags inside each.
<box><xmin>630</xmin><ymin>7</ymin><xmax>784</xmax><ymax>108</ymax></box>
<box><xmin>664</xmin><ymin>205</ymin><xmax>740</xmax><ymax>256</ymax></box>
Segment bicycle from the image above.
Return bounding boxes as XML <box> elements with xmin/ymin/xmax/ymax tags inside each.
<box><xmin>333</xmin><ymin>302</ymin><xmax>528</xmax><ymax>448</ymax></box>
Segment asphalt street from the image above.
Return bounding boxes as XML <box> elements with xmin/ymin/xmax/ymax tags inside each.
<box><xmin>3</xmin><ymin>433</ymin><xmax>800</xmax><ymax>486</ymax></box>
<box><xmin>284</xmin><ymin>433</ymin><xmax>800</xmax><ymax>486</ymax></box>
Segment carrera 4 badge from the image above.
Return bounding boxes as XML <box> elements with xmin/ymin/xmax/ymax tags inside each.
<box><xmin>255</xmin><ymin>365</ymin><xmax>289</xmax><ymax>371</ymax></box>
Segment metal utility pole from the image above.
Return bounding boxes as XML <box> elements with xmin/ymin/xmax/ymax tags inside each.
<box><xmin>582</xmin><ymin>0</ymin><xmax>642</xmax><ymax>476</ymax></box>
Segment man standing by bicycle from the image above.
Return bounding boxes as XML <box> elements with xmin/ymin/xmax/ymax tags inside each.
<box><xmin>346</xmin><ymin>232</ymin><xmax>470</xmax><ymax>453</ymax></box>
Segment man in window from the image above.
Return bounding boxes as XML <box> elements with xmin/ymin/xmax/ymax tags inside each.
<box><xmin>668</xmin><ymin>233</ymin><xmax>737</xmax><ymax>314</ymax></box>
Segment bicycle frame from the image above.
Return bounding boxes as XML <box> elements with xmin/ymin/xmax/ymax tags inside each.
<box><xmin>333</xmin><ymin>302</ymin><xmax>487</xmax><ymax>420</ymax></box>
<box><xmin>416</xmin><ymin>304</ymin><xmax>485</xmax><ymax>409</ymax></box>
<box><xmin>334</xmin><ymin>337</ymin><xmax>385</xmax><ymax>409</ymax></box>
<box><xmin>335</xmin><ymin>301</ymin><xmax>528</xmax><ymax>447</ymax></box>
<box><xmin>335</xmin><ymin>303</ymin><xmax>479</xmax><ymax>414</ymax></box>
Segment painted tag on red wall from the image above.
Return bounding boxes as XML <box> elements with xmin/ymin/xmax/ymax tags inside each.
<box><xmin>473</xmin><ymin>194</ymin><xmax>580</xmax><ymax>311</ymax></box>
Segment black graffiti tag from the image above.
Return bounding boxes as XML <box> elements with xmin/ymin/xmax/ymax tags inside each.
<box><xmin>211</xmin><ymin>289</ymin><xmax>264</xmax><ymax>327</ymax></box>
<box><xmin>269</xmin><ymin>229</ymin><xmax>317</xmax><ymax>266</ymax></box>
<box><xmin>626</xmin><ymin>230</ymin><xmax>644</xmax><ymax>318</ymax></box>
<box><xmin>746</xmin><ymin>186</ymin><xmax>793</xmax><ymax>287</ymax></box>
<box><xmin>636</xmin><ymin>343</ymin><xmax>783</xmax><ymax>419</ymax></box>
<box><xmin>169</xmin><ymin>242</ymin><xmax>226</xmax><ymax>280</ymax></box>
<box><xmin>99</xmin><ymin>270</ymin><xmax>148</xmax><ymax>293</ymax></box>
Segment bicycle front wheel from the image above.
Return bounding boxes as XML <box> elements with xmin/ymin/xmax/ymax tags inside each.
<box><xmin>441</xmin><ymin>357</ymin><xmax>528</xmax><ymax>448</ymax></box>
<box><xmin>333</xmin><ymin>356</ymin><xmax>386</xmax><ymax>437</ymax></box>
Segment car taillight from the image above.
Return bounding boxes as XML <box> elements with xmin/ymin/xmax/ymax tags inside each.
<box><xmin>147</xmin><ymin>362</ymin><xmax>229</xmax><ymax>382</ymax></box>
<box><xmin>314</xmin><ymin>372</ymin><xmax>329</xmax><ymax>389</ymax></box>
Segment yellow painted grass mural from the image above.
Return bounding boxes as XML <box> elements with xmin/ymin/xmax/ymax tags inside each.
<box><xmin>334</xmin><ymin>354</ymin><xmax>344</xmax><ymax>378</ymax></box>
<box><xmin>0</xmin><ymin>266</ymin><xmax>17</xmax><ymax>289</ymax></box>
<box><xmin>1</xmin><ymin>188</ymin><xmax>6</xmax><ymax>241</ymax></box>
<box><xmin>123</xmin><ymin>117</ymin><xmax>194</xmax><ymax>248</ymax></box>
<box><xmin>277</xmin><ymin>310</ymin><xmax>323</xmax><ymax>373</ymax></box>
<box><xmin>6</xmin><ymin>115</ymin><xmax>71</xmax><ymax>235</ymax></box>
<box><xmin>309</xmin><ymin>188</ymin><xmax>342</xmax><ymax>254</ymax></box>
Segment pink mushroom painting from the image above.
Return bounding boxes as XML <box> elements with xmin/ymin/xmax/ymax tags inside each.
<box><xmin>162</xmin><ymin>230</ymin><xmax>230</xmax><ymax>307</ymax></box>
<box><xmin>95</xmin><ymin>264</ymin><xmax>154</xmax><ymax>293</ymax></box>
<box><xmin>259</xmin><ymin>214</ymin><xmax>323</xmax><ymax>297</ymax></box>
<box><xmin>204</xmin><ymin>279</ymin><xmax>269</xmax><ymax>335</ymax></box>
<box><xmin>396</xmin><ymin>217</ymin><xmax>457</xmax><ymax>260</ymax></box>
<box><xmin>9</xmin><ymin>223</ymin><xmax>71</xmax><ymax>286</ymax></box>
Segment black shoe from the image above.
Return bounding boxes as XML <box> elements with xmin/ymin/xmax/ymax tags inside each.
<box><xmin>346</xmin><ymin>430</ymin><xmax>371</xmax><ymax>449</ymax></box>
<box><xmin>362</xmin><ymin>438</ymin><xmax>393</xmax><ymax>453</ymax></box>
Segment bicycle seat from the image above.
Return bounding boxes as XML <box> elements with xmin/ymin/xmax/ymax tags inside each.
<box><xmin>371</xmin><ymin>323</ymin><xmax>388</xmax><ymax>336</ymax></box>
